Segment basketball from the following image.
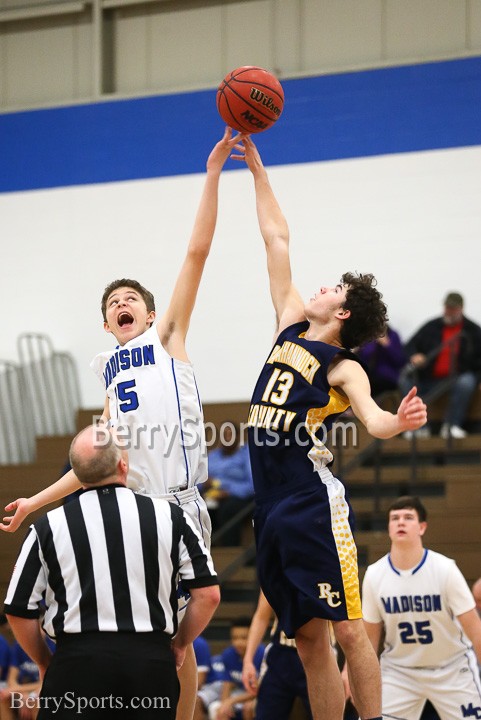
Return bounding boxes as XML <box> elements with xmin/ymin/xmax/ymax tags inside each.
<box><xmin>216</xmin><ymin>66</ymin><xmax>284</xmax><ymax>134</ymax></box>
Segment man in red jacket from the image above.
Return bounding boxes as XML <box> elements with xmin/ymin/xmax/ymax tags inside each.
<box><xmin>401</xmin><ymin>292</ymin><xmax>481</xmax><ymax>439</ymax></box>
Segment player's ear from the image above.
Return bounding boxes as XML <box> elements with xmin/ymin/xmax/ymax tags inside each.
<box><xmin>147</xmin><ymin>310</ymin><xmax>156</xmax><ymax>327</ymax></box>
<box><xmin>336</xmin><ymin>308</ymin><xmax>351</xmax><ymax>320</ymax></box>
<box><xmin>419</xmin><ymin>521</ymin><xmax>427</xmax><ymax>537</ymax></box>
<box><xmin>104</xmin><ymin>320</ymin><xmax>113</xmax><ymax>334</ymax></box>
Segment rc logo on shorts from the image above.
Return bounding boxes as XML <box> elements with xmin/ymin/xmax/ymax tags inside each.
<box><xmin>462</xmin><ymin>703</ymin><xmax>481</xmax><ymax>718</ymax></box>
<box><xmin>317</xmin><ymin>583</ymin><xmax>341</xmax><ymax>608</ymax></box>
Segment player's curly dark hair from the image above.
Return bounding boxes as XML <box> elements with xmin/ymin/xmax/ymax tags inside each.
<box><xmin>339</xmin><ymin>272</ymin><xmax>388</xmax><ymax>349</ymax></box>
<box><xmin>101</xmin><ymin>278</ymin><xmax>155</xmax><ymax>322</ymax></box>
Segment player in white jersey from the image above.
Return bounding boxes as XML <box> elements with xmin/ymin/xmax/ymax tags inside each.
<box><xmin>0</xmin><ymin>126</ymin><xmax>246</xmax><ymax>720</ymax></box>
<box><xmin>360</xmin><ymin>496</ymin><xmax>481</xmax><ymax>720</ymax></box>
<box><xmin>90</xmin><ymin>320</ymin><xmax>209</xmax><ymax>538</ymax></box>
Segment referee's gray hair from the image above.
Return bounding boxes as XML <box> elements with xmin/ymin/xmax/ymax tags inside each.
<box><xmin>69</xmin><ymin>426</ymin><xmax>121</xmax><ymax>485</ymax></box>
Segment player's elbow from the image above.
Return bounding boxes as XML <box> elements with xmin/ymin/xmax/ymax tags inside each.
<box><xmin>264</xmin><ymin>229</ymin><xmax>289</xmax><ymax>249</ymax></box>
<box><xmin>192</xmin><ymin>584</ymin><xmax>221</xmax><ymax>611</ymax></box>
<box><xmin>186</xmin><ymin>245</ymin><xmax>211</xmax><ymax>264</ymax></box>
<box><xmin>207</xmin><ymin>584</ymin><xmax>221</xmax><ymax>610</ymax></box>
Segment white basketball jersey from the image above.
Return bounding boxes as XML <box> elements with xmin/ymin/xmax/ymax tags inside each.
<box><xmin>91</xmin><ymin>325</ymin><xmax>207</xmax><ymax>496</ymax></box>
<box><xmin>362</xmin><ymin>549</ymin><xmax>476</xmax><ymax>668</ymax></box>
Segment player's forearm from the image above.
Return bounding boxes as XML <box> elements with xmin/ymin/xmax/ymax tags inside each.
<box><xmin>28</xmin><ymin>469</ymin><xmax>82</xmax><ymax>512</ymax></box>
<box><xmin>6</xmin><ymin>617</ymin><xmax>53</xmax><ymax>672</ymax></box>
<box><xmin>244</xmin><ymin>611</ymin><xmax>269</xmax><ymax>664</ymax></box>
<box><xmin>187</xmin><ymin>171</ymin><xmax>220</xmax><ymax>258</ymax></box>
<box><xmin>363</xmin><ymin>621</ymin><xmax>383</xmax><ymax>656</ymax></box>
<box><xmin>365</xmin><ymin>410</ymin><xmax>403</xmax><ymax>439</ymax></box>
<box><xmin>253</xmin><ymin>173</ymin><xmax>289</xmax><ymax>249</ymax></box>
<box><xmin>458</xmin><ymin>608</ymin><xmax>481</xmax><ymax>664</ymax></box>
<box><xmin>173</xmin><ymin>585</ymin><xmax>220</xmax><ymax>649</ymax></box>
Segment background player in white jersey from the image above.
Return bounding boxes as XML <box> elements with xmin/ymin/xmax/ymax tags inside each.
<box><xmin>0</xmin><ymin>126</ymin><xmax>246</xmax><ymax>720</ymax></box>
<box><xmin>359</xmin><ymin>495</ymin><xmax>481</xmax><ymax>720</ymax></box>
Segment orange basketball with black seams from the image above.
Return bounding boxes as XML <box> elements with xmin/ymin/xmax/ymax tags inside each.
<box><xmin>216</xmin><ymin>66</ymin><xmax>284</xmax><ymax>134</ymax></box>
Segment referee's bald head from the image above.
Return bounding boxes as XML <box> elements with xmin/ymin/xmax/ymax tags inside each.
<box><xmin>69</xmin><ymin>425</ymin><xmax>127</xmax><ymax>486</ymax></box>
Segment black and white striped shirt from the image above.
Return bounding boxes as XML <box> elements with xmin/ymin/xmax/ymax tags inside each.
<box><xmin>4</xmin><ymin>484</ymin><xmax>217</xmax><ymax>638</ymax></box>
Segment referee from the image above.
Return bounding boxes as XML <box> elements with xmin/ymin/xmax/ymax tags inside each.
<box><xmin>4</xmin><ymin>425</ymin><xmax>220</xmax><ymax>719</ymax></box>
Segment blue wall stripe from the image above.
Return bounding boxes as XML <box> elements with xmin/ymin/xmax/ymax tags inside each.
<box><xmin>1</xmin><ymin>56</ymin><xmax>480</xmax><ymax>193</ymax></box>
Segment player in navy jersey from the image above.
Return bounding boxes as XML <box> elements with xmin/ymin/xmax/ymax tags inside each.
<box><xmin>231</xmin><ymin>136</ymin><xmax>427</xmax><ymax>720</ymax></box>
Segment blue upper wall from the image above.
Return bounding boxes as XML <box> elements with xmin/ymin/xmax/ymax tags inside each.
<box><xmin>1</xmin><ymin>56</ymin><xmax>481</xmax><ymax>193</ymax></box>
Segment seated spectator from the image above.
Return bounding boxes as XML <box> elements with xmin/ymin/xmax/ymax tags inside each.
<box><xmin>204</xmin><ymin>423</ymin><xmax>254</xmax><ymax>546</ymax></box>
<box><xmin>357</xmin><ymin>325</ymin><xmax>406</xmax><ymax>398</ymax></box>
<box><xmin>400</xmin><ymin>291</ymin><xmax>481</xmax><ymax>438</ymax></box>
<box><xmin>209</xmin><ymin>618</ymin><xmax>264</xmax><ymax>720</ymax></box>
<box><xmin>194</xmin><ymin>652</ymin><xmax>225</xmax><ymax>720</ymax></box>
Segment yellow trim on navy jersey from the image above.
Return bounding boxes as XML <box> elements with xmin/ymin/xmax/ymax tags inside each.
<box><xmin>327</xmin><ymin>491</ymin><xmax>362</xmax><ymax>619</ymax></box>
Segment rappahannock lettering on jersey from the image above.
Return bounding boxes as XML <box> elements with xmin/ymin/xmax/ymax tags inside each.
<box><xmin>266</xmin><ymin>340</ymin><xmax>321</xmax><ymax>384</ymax></box>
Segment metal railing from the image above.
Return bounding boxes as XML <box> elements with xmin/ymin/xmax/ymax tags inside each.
<box><xmin>17</xmin><ymin>333</ymin><xmax>81</xmax><ymax>439</ymax></box>
<box><xmin>0</xmin><ymin>334</ymin><xmax>82</xmax><ymax>465</ymax></box>
<box><xmin>0</xmin><ymin>360</ymin><xmax>34</xmax><ymax>464</ymax></box>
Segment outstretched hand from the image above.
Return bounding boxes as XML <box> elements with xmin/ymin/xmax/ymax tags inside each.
<box><xmin>397</xmin><ymin>387</ymin><xmax>427</xmax><ymax>432</ymax></box>
<box><xmin>229</xmin><ymin>134</ymin><xmax>265</xmax><ymax>176</ymax></box>
<box><xmin>0</xmin><ymin>498</ymin><xmax>31</xmax><ymax>533</ymax></box>
<box><xmin>206</xmin><ymin>126</ymin><xmax>249</xmax><ymax>173</ymax></box>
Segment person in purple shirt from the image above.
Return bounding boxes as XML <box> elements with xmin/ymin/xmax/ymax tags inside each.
<box><xmin>204</xmin><ymin>424</ymin><xmax>254</xmax><ymax>545</ymax></box>
<box><xmin>357</xmin><ymin>326</ymin><xmax>406</xmax><ymax>398</ymax></box>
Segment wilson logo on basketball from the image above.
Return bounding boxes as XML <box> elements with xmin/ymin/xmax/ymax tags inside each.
<box><xmin>249</xmin><ymin>88</ymin><xmax>282</xmax><ymax>117</ymax></box>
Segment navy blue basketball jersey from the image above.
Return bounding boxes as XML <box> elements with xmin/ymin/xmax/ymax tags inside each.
<box><xmin>248</xmin><ymin>321</ymin><xmax>361</xmax><ymax>500</ymax></box>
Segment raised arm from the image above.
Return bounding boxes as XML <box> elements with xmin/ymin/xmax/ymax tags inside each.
<box><xmin>329</xmin><ymin>358</ymin><xmax>427</xmax><ymax>438</ymax></box>
<box><xmin>158</xmin><ymin>127</ymin><xmax>245</xmax><ymax>360</ymax></box>
<box><xmin>233</xmin><ymin>136</ymin><xmax>304</xmax><ymax>335</ymax></box>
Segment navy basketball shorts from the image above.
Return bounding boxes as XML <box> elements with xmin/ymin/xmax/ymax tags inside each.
<box><xmin>253</xmin><ymin>477</ymin><xmax>362</xmax><ymax>638</ymax></box>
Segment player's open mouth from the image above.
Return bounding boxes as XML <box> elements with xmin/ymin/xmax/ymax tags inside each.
<box><xmin>118</xmin><ymin>312</ymin><xmax>134</xmax><ymax>327</ymax></box>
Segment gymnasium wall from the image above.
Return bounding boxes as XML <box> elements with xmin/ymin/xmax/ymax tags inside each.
<box><xmin>1</xmin><ymin>0</ymin><xmax>481</xmax><ymax>112</ymax></box>
<box><xmin>1</xmin><ymin>57</ymin><xmax>480</xmax><ymax>408</ymax></box>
